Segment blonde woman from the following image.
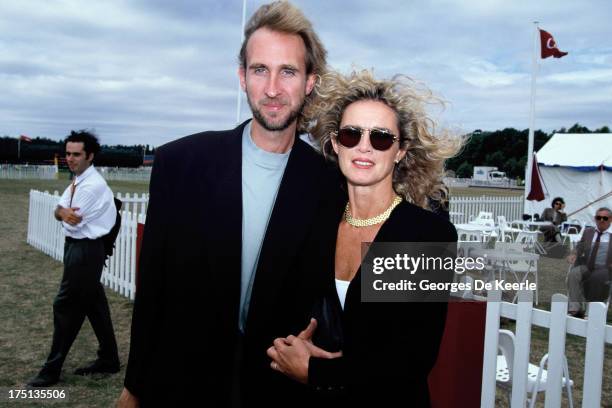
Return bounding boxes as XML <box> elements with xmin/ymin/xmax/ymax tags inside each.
<box><xmin>267</xmin><ymin>70</ymin><xmax>462</xmax><ymax>406</ymax></box>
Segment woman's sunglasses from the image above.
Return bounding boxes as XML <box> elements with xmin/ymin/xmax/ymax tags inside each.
<box><xmin>335</xmin><ymin>126</ymin><xmax>399</xmax><ymax>151</ymax></box>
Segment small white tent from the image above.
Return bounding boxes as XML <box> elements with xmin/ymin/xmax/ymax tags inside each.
<box><xmin>525</xmin><ymin>133</ymin><xmax>612</xmax><ymax>227</ymax></box>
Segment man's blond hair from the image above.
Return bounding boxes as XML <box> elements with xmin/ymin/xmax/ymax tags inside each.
<box><xmin>238</xmin><ymin>1</ymin><xmax>327</xmax><ymax>76</ymax></box>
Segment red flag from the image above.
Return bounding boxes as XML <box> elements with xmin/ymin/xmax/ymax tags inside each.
<box><xmin>527</xmin><ymin>154</ymin><xmax>545</xmax><ymax>201</ymax></box>
<box><xmin>19</xmin><ymin>135</ymin><xmax>32</xmax><ymax>142</ymax></box>
<box><xmin>539</xmin><ymin>29</ymin><xmax>568</xmax><ymax>59</ymax></box>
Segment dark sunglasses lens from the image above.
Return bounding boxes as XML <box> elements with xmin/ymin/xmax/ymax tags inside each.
<box><xmin>337</xmin><ymin>128</ymin><xmax>361</xmax><ymax>148</ymax></box>
<box><xmin>370</xmin><ymin>130</ymin><xmax>395</xmax><ymax>151</ymax></box>
<box><xmin>596</xmin><ymin>216</ymin><xmax>609</xmax><ymax>221</ymax></box>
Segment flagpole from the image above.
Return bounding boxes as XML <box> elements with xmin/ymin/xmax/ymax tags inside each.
<box><xmin>525</xmin><ymin>21</ymin><xmax>539</xmax><ymax>215</ymax></box>
<box><xmin>18</xmin><ymin>137</ymin><xmax>21</xmax><ymax>161</ymax></box>
<box><xmin>236</xmin><ymin>0</ymin><xmax>247</xmax><ymax>125</ymax></box>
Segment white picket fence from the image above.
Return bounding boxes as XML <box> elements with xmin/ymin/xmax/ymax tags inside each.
<box><xmin>444</xmin><ymin>177</ymin><xmax>471</xmax><ymax>188</ymax></box>
<box><xmin>97</xmin><ymin>166</ymin><xmax>152</xmax><ymax>182</ymax></box>
<box><xmin>27</xmin><ymin>190</ymin><xmax>146</xmax><ymax>300</ymax></box>
<box><xmin>115</xmin><ymin>192</ymin><xmax>149</xmax><ymax>218</ymax></box>
<box><xmin>1</xmin><ymin>164</ymin><xmax>58</xmax><ymax>179</ymax></box>
<box><xmin>100</xmin><ymin>211</ymin><xmax>144</xmax><ymax>300</ymax></box>
<box><xmin>469</xmin><ymin>178</ymin><xmax>520</xmax><ymax>188</ymax></box>
<box><xmin>444</xmin><ymin>177</ymin><xmax>520</xmax><ymax>189</ymax></box>
<box><xmin>28</xmin><ymin>190</ymin><xmax>66</xmax><ymax>260</ymax></box>
<box><xmin>450</xmin><ymin>195</ymin><xmax>523</xmax><ymax>224</ymax></box>
<box><xmin>480</xmin><ymin>290</ymin><xmax>612</xmax><ymax>408</ymax></box>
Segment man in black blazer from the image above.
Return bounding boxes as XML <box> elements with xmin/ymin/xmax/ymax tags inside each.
<box><xmin>118</xmin><ymin>2</ymin><xmax>336</xmax><ymax>407</ymax></box>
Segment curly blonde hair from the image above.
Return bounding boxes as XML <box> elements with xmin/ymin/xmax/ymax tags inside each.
<box><xmin>305</xmin><ymin>69</ymin><xmax>464</xmax><ymax>210</ymax></box>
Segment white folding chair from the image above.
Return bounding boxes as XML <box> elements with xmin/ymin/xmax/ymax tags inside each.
<box><xmin>468</xmin><ymin>213</ymin><xmax>497</xmax><ymax>241</ymax></box>
<box><xmin>469</xmin><ymin>211</ymin><xmax>494</xmax><ymax>224</ymax></box>
<box><xmin>494</xmin><ymin>242</ymin><xmax>539</xmax><ymax>304</ymax></box>
<box><xmin>496</xmin><ymin>329</ymin><xmax>574</xmax><ymax>408</ymax></box>
<box><xmin>560</xmin><ymin>220</ymin><xmax>586</xmax><ymax>250</ymax></box>
<box><xmin>457</xmin><ymin>228</ymin><xmax>484</xmax><ymax>243</ymax></box>
<box><xmin>497</xmin><ymin>215</ymin><xmax>522</xmax><ymax>242</ymax></box>
<box><xmin>515</xmin><ymin>230</ymin><xmax>541</xmax><ymax>253</ymax></box>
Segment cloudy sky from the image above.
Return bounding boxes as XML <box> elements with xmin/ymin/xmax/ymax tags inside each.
<box><xmin>2</xmin><ymin>0</ymin><xmax>611</xmax><ymax>146</ymax></box>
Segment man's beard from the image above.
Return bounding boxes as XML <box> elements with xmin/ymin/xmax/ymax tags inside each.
<box><xmin>247</xmin><ymin>94</ymin><xmax>306</xmax><ymax>132</ymax></box>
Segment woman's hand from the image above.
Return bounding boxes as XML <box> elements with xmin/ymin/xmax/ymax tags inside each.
<box><xmin>267</xmin><ymin>336</ymin><xmax>311</xmax><ymax>384</ymax></box>
<box><xmin>295</xmin><ymin>318</ymin><xmax>343</xmax><ymax>358</ymax></box>
<box><xmin>267</xmin><ymin>319</ymin><xmax>343</xmax><ymax>384</ymax></box>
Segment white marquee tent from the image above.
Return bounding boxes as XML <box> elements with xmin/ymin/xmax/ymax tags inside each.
<box><xmin>525</xmin><ymin>133</ymin><xmax>612</xmax><ymax>227</ymax></box>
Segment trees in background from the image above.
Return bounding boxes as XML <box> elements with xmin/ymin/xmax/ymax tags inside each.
<box><xmin>0</xmin><ymin>137</ymin><xmax>155</xmax><ymax>167</ymax></box>
<box><xmin>446</xmin><ymin>123</ymin><xmax>610</xmax><ymax>179</ymax></box>
<box><xmin>0</xmin><ymin>123</ymin><xmax>608</xmax><ymax>171</ymax></box>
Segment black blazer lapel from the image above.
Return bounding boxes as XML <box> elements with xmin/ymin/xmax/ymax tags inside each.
<box><xmin>203</xmin><ymin>121</ymin><xmax>248</xmax><ymax>323</ymax></box>
<box><xmin>204</xmin><ymin>122</ymin><xmax>245</xmax><ymax>243</ymax></box>
<box><xmin>245</xmin><ymin>138</ymin><xmax>323</xmax><ymax>330</ymax></box>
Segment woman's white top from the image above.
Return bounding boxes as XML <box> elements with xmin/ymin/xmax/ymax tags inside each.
<box><xmin>335</xmin><ymin>279</ymin><xmax>350</xmax><ymax>310</ymax></box>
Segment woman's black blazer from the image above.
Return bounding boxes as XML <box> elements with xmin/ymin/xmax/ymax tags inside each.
<box><xmin>309</xmin><ymin>200</ymin><xmax>457</xmax><ymax>407</ymax></box>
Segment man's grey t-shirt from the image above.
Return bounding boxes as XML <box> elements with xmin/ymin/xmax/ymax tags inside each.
<box><xmin>239</xmin><ymin>122</ymin><xmax>290</xmax><ymax>332</ymax></box>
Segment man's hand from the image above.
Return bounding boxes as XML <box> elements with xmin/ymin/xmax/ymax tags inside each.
<box><xmin>116</xmin><ymin>388</ymin><xmax>139</xmax><ymax>408</ymax></box>
<box><xmin>56</xmin><ymin>206</ymin><xmax>82</xmax><ymax>225</ymax></box>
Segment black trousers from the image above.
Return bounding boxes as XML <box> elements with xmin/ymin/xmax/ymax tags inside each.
<box><xmin>41</xmin><ymin>237</ymin><xmax>119</xmax><ymax>376</ymax></box>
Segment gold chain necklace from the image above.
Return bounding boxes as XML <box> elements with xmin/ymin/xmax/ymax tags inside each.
<box><xmin>344</xmin><ymin>195</ymin><xmax>403</xmax><ymax>228</ymax></box>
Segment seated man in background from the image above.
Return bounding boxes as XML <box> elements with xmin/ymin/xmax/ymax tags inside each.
<box><xmin>566</xmin><ymin>207</ymin><xmax>612</xmax><ymax>318</ymax></box>
<box><xmin>540</xmin><ymin>197</ymin><xmax>567</xmax><ymax>242</ymax></box>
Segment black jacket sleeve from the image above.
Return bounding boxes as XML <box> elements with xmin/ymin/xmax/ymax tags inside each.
<box><xmin>124</xmin><ymin>147</ymin><xmax>169</xmax><ymax>397</ymax></box>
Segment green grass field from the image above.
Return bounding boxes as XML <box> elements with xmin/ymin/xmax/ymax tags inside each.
<box><xmin>0</xmin><ymin>179</ymin><xmax>609</xmax><ymax>407</ymax></box>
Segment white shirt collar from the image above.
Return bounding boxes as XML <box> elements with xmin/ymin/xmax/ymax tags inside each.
<box><xmin>597</xmin><ymin>225</ymin><xmax>611</xmax><ymax>235</ymax></box>
<box><xmin>74</xmin><ymin>164</ymin><xmax>95</xmax><ymax>184</ymax></box>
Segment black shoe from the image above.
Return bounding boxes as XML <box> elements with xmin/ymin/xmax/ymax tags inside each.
<box><xmin>74</xmin><ymin>360</ymin><xmax>120</xmax><ymax>376</ymax></box>
<box><xmin>27</xmin><ymin>372</ymin><xmax>60</xmax><ymax>387</ymax></box>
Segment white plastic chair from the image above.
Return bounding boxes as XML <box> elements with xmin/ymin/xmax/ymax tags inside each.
<box><xmin>469</xmin><ymin>211</ymin><xmax>494</xmax><ymax>225</ymax></box>
<box><xmin>457</xmin><ymin>228</ymin><xmax>484</xmax><ymax>243</ymax></box>
<box><xmin>467</xmin><ymin>212</ymin><xmax>498</xmax><ymax>241</ymax></box>
<box><xmin>494</xmin><ymin>242</ymin><xmax>539</xmax><ymax>304</ymax></box>
<box><xmin>496</xmin><ymin>329</ymin><xmax>574</xmax><ymax>408</ymax></box>
<box><xmin>515</xmin><ymin>230</ymin><xmax>539</xmax><ymax>251</ymax></box>
<box><xmin>560</xmin><ymin>220</ymin><xmax>586</xmax><ymax>250</ymax></box>
<box><xmin>497</xmin><ymin>215</ymin><xmax>522</xmax><ymax>242</ymax></box>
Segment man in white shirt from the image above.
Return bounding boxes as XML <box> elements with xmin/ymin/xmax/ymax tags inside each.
<box><xmin>567</xmin><ymin>207</ymin><xmax>612</xmax><ymax>317</ymax></box>
<box><xmin>28</xmin><ymin>131</ymin><xmax>120</xmax><ymax>387</ymax></box>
